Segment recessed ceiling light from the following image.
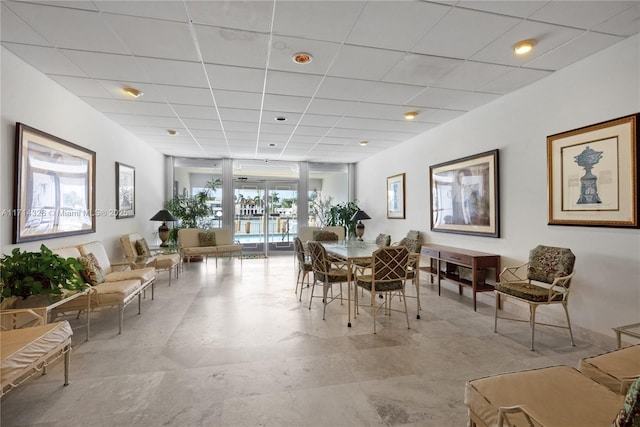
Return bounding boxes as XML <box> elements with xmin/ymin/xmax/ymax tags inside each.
<box><xmin>123</xmin><ymin>87</ymin><xmax>143</xmax><ymax>98</ymax></box>
<box><xmin>292</xmin><ymin>52</ymin><xmax>313</xmax><ymax>64</ymax></box>
<box><xmin>275</xmin><ymin>116</ymin><xmax>287</xmax><ymax>122</ymax></box>
<box><xmin>167</xmin><ymin>129</ymin><xmax>178</xmax><ymax>135</ymax></box>
<box><xmin>514</xmin><ymin>39</ymin><xmax>535</xmax><ymax>55</ymax></box>
<box><xmin>269</xmin><ymin>143</ymin><xmax>277</xmax><ymax>147</ymax></box>
<box><xmin>360</xmin><ymin>141</ymin><xmax>368</xmax><ymax>146</ymax></box>
<box><xmin>404</xmin><ymin>111</ymin><xmax>418</xmax><ymax>120</ymax></box>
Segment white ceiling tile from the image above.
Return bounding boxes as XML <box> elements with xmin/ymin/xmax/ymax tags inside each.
<box><xmin>226</xmin><ymin>131</ymin><xmax>257</xmax><ymax>142</ymax></box>
<box><xmin>266</xmin><ymin>71</ymin><xmax>324</xmax><ymax>97</ymax></box>
<box><xmin>155</xmin><ymin>85</ymin><xmax>214</xmax><ymax>106</ymax></box>
<box><xmin>172</xmin><ymin>105</ymin><xmax>219</xmax><ymax>120</ymax></box>
<box><xmin>61</xmin><ymin>50</ymin><xmax>150</xmax><ymax>81</ymax></box>
<box><xmin>259</xmin><ymin>123</ymin><xmax>297</xmax><ymax>134</ymax></box>
<box><xmin>433</xmin><ymin>61</ymin><xmax>514</xmax><ymax>91</ymax></box>
<box><xmin>122</xmin><ymin>125</ymin><xmax>186</xmax><ymax>136</ymax></box>
<box><xmin>194</xmin><ymin>24</ymin><xmax>270</xmax><ymax>68</ymax></box>
<box><xmin>524</xmin><ymin>31</ymin><xmax>625</xmax><ymax>71</ymax></box>
<box><xmin>470</xmin><ymin>21</ymin><xmax>584</xmax><ymax>68</ymax></box>
<box><xmin>95</xmin><ymin>1</ymin><xmax>189</xmax><ymax>22</ymax></box>
<box><xmin>294</xmin><ymin>126</ymin><xmax>330</xmax><ymax>137</ymax></box>
<box><xmin>316</xmin><ymin>77</ymin><xmax>421</xmax><ymax>104</ymax></box>
<box><xmin>347</xmin><ymin>1</ymin><xmax>451</xmax><ymax>50</ymax></box>
<box><xmin>2</xmin><ymin>43</ymin><xmax>87</xmax><ymax>76</ymax></box>
<box><xmin>1</xmin><ymin>4</ymin><xmax>50</xmax><ymax>45</ymax></box>
<box><xmin>272</xmin><ymin>1</ymin><xmax>365</xmax><ymax>43</ymax></box>
<box><xmin>136</xmin><ymin>57</ymin><xmax>209</xmax><ymax>87</ymax></box>
<box><xmin>262</xmin><ymin>94</ymin><xmax>310</xmax><ymax>114</ymax></box>
<box><xmin>260</xmin><ymin>111</ymin><xmax>302</xmax><ymax>125</ymax></box>
<box><xmin>337</xmin><ymin>117</ymin><xmax>432</xmax><ymax>133</ymax></box>
<box><xmin>104</xmin><ymin>113</ymin><xmax>183</xmax><ymax>128</ymax></box>
<box><xmin>456</xmin><ymin>1</ymin><xmax>547</xmax><ymax>18</ymax></box>
<box><xmin>213</xmin><ymin>90</ymin><xmax>262</xmax><ymax>110</ymax></box>
<box><xmin>268</xmin><ymin>35</ymin><xmax>341</xmax><ymax>75</ymax></box>
<box><xmin>382</xmin><ymin>53</ymin><xmax>463</xmax><ymax>86</ymax></box>
<box><xmin>405</xmin><ymin>87</ymin><xmax>471</xmax><ymax>109</ymax></box>
<box><xmin>593</xmin><ymin>3</ymin><xmax>640</xmax><ymax>36</ymax></box>
<box><xmin>83</xmin><ymin>98</ymin><xmax>175</xmax><ymax>116</ymax></box>
<box><xmin>299</xmin><ymin>114</ymin><xmax>343</xmax><ymax>127</ymax></box>
<box><xmin>48</xmin><ymin>76</ymin><xmax>112</xmax><ymax>98</ymax></box>
<box><xmin>528</xmin><ymin>1</ymin><xmax>635</xmax><ymax>30</ymax></box>
<box><xmin>327</xmin><ymin>45</ymin><xmax>405</xmax><ymax>81</ymax></box>
<box><xmin>306</xmin><ymin>98</ymin><xmax>359</xmax><ymax>116</ymax></box>
<box><xmin>411</xmin><ymin>8</ymin><xmax>521</xmax><ymax>59</ymax></box>
<box><xmin>190</xmin><ymin>129</ymin><xmax>226</xmax><ymax>139</ymax></box>
<box><xmin>6</xmin><ymin>1</ymin><xmax>129</xmax><ymax>54</ymax></box>
<box><xmin>477</xmin><ymin>67</ymin><xmax>551</xmax><ymax>94</ymax></box>
<box><xmin>103</xmin><ymin>14</ymin><xmax>199</xmax><ymax>61</ymax></box>
<box><xmin>223</xmin><ymin>121</ymin><xmax>259</xmax><ymax>132</ymax></box>
<box><xmin>446</xmin><ymin>92</ymin><xmax>502</xmax><ymax>111</ymax></box>
<box><xmin>206</xmin><ymin>64</ymin><xmax>265</xmax><ymax>92</ymax></box>
<box><xmin>181</xmin><ymin>118</ymin><xmax>222</xmax><ymax>131</ymax></box>
<box><xmin>186</xmin><ymin>1</ymin><xmax>274</xmax><ymax>32</ymax></box>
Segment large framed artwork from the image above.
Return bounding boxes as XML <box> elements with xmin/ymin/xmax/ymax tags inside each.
<box><xmin>116</xmin><ymin>162</ymin><xmax>135</xmax><ymax>219</ymax></box>
<box><xmin>13</xmin><ymin>123</ymin><xmax>96</xmax><ymax>243</ymax></box>
<box><xmin>430</xmin><ymin>149</ymin><xmax>500</xmax><ymax>238</ymax></box>
<box><xmin>547</xmin><ymin>113</ymin><xmax>638</xmax><ymax>228</ymax></box>
<box><xmin>387</xmin><ymin>173</ymin><xmax>405</xmax><ymax>219</ymax></box>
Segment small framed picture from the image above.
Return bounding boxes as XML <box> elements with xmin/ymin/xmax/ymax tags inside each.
<box><xmin>116</xmin><ymin>162</ymin><xmax>135</xmax><ymax>219</ymax></box>
<box><xmin>387</xmin><ymin>173</ymin><xmax>406</xmax><ymax>219</ymax></box>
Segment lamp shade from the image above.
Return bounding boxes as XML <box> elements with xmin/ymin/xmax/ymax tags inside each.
<box><xmin>150</xmin><ymin>209</ymin><xmax>176</xmax><ymax>222</ymax></box>
<box><xmin>351</xmin><ymin>210</ymin><xmax>371</xmax><ymax>222</ymax></box>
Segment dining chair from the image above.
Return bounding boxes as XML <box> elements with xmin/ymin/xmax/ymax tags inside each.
<box><xmin>294</xmin><ymin>237</ymin><xmax>313</xmax><ymax>302</ymax></box>
<box><xmin>494</xmin><ymin>245</ymin><xmax>576</xmax><ymax>351</ymax></box>
<box><xmin>354</xmin><ymin>246</ymin><xmax>411</xmax><ymax>333</ymax></box>
<box><xmin>393</xmin><ymin>231</ymin><xmax>422</xmax><ymax>319</ymax></box>
<box><xmin>307</xmin><ymin>241</ymin><xmax>349</xmax><ymax>320</ymax></box>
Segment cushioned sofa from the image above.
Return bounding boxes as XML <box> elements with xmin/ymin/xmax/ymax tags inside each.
<box><xmin>51</xmin><ymin>241</ymin><xmax>156</xmax><ymax>334</ymax></box>
<box><xmin>120</xmin><ymin>233</ymin><xmax>181</xmax><ymax>285</ymax></box>
<box><xmin>1</xmin><ymin>309</ymin><xmax>73</xmax><ymax>397</ymax></box>
<box><xmin>178</xmin><ymin>227</ymin><xmax>243</xmax><ymax>266</ymax></box>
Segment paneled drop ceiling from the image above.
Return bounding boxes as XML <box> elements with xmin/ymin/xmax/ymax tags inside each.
<box><xmin>1</xmin><ymin>1</ymin><xmax>638</xmax><ymax>163</ymax></box>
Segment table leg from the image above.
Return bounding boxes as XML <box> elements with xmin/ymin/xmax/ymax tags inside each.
<box><xmin>347</xmin><ymin>260</ymin><xmax>352</xmax><ymax>327</ymax></box>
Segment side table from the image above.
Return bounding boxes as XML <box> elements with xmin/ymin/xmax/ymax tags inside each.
<box><xmin>613</xmin><ymin>323</ymin><xmax>640</xmax><ymax>349</ymax></box>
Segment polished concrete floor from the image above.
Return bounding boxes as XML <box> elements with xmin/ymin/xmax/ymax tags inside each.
<box><xmin>1</xmin><ymin>255</ymin><xmax>611</xmax><ymax>426</ymax></box>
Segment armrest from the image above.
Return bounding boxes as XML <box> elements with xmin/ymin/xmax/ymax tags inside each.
<box><xmin>110</xmin><ymin>261</ymin><xmax>132</xmax><ymax>272</ymax></box>
<box><xmin>0</xmin><ymin>309</ymin><xmax>46</xmax><ymax>330</ymax></box>
<box><xmin>499</xmin><ymin>262</ymin><xmax>529</xmax><ymax>283</ymax></box>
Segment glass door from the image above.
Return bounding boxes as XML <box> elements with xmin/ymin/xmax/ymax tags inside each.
<box><xmin>233</xmin><ymin>180</ymin><xmax>298</xmax><ymax>255</ymax></box>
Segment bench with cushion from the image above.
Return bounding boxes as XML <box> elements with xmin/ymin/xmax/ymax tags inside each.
<box><xmin>178</xmin><ymin>227</ymin><xmax>243</xmax><ymax>266</ymax></box>
<box><xmin>1</xmin><ymin>309</ymin><xmax>73</xmax><ymax>397</ymax></box>
<box><xmin>120</xmin><ymin>233</ymin><xmax>181</xmax><ymax>285</ymax></box>
<box><xmin>578</xmin><ymin>344</ymin><xmax>640</xmax><ymax>394</ymax></box>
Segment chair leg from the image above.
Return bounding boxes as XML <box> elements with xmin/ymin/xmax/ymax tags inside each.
<box><xmin>494</xmin><ymin>292</ymin><xmax>500</xmax><ymax>333</ymax></box>
<box><xmin>308</xmin><ymin>278</ymin><xmax>317</xmax><ymax>310</ymax></box>
<box><xmin>322</xmin><ymin>283</ymin><xmax>329</xmax><ymax>320</ymax></box>
<box><xmin>402</xmin><ymin>289</ymin><xmax>410</xmax><ymax>329</ymax></box>
<box><xmin>415</xmin><ymin>277</ymin><xmax>421</xmax><ymax>319</ymax></box>
<box><xmin>295</xmin><ymin>268</ymin><xmax>302</xmax><ymax>294</ymax></box>
<box><xmin>529</xmin><ymin>304</ymin><xmax>537</xmax><ymax>351</ymax></box>
<box><xmin>371</xmin><ymin>289</ymin><xmax>377</xmax><ymax>334</ymax></box>
<box><xmin>563</xmin><ymin>302</ymin><xmax>576</xmax><ymax>347</ymax></box>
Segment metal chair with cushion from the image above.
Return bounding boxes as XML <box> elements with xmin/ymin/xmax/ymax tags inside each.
<box><xmin>355</xmin><ymin>246</ymin><xmax>411</xmax><ymax>334</ymax></box>
<box><xmin>294</xmin><ymin>237</ymin><xmax>313</xmax><ymax>301</ymax></box>
<box><xmin>393</xmin><ymin>231</ymin><xmax>422</xmax><ymax>319</ymax></box>
<box><xmin>307</xmin><ymin>241</ymin><xmax>349</xmax><ymax>320</ymax></box>
<box><xmin>494</xmin><ymin>245</ymin><xmax>576</xmax><ymax>351</ymax></box>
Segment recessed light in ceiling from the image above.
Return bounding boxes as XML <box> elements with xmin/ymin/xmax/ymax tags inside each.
<box><xmin>404</xmin><ymin>111</ymin><xmax>418</xmax><ymax>120</ymax></box>
<box><xmin>292</xmin><ymin>52</ymin><xmax>313</xmax><ymax>64</ymax></box>
<box><xmin>123</xmin><ymin>87</ymin><xmax>143</xmax><ymax>98</ymax></box>
<box><xmin>269</xmin><ymin>143</ymin><xmax>277</xmax><ymax>147</ymax></box>
<box><xmin>360</xmin><ymin>141</ymin><xmax>368</xmax><ymax>146</ymax></box>
<box><xmin>514</xmin><ymin>39</ymin><xmax>535</xmax><ymax>55</ymax></box>
<box><xmin>275</xmin><ymin>116</ymin><xmax>287</xmax><ymax>121</ymax></box>
<box><xmin>167</xmin><ymin>129</ymin><xmax>178</xmax><ymax>135</ymax></box>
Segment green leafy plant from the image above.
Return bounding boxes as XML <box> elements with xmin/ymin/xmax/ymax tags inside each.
<box><xmin>0</xmin><ymin>244</ymin><xmax>87</xmax><ymax>301</ymax></box>
<box><xmin>324</xmin><ymin>200</ymin><xmax>361</xmax><ymax>239</ymax></box>
<box><xmin>165</xmin><ymin>178</ymin><xmax>222</xmax><ymax>244</ymax></box>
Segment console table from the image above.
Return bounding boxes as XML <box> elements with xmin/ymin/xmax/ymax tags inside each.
<box><xmin>420</xmin><ymin>244</ymin><xmax>500</xmax><ymax>311</ymax></box>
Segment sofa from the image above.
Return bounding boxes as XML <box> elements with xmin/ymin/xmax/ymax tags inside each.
<box><xmin>178</xmin><ymin>227</ymin><xmax>243</xmax><ymax>266</ymax></box>
<box><xmin>464</xmin><ymin>345</ymin><xmax>640</xmax><ymax>427</ymax></box>
<box><xmin>1</xmin><ymin>309</ymin><xmax>73</xmax><ymax>397</ymax></box>
<box><xmin>51</xmin><ymin>241</ymin><xmax>156</xmax><ymax>334</ymax></box>
<box><xmin>120</xmin><ymin>233</ymin><xmax>181</xmax><ymax>285</ymax></box>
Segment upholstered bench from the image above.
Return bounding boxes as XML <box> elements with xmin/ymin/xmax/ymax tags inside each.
<box><xmin>178</xmin><ymin>227</ymin><xmax>242</xmax><ymax>267</ymax></box>
<box><xmin>1</xmin><ymin>314</ymin><xmax>73</xmax><ymax>397</ymax></box>
<box><xmin>120</xmin><ymin>233</ymin><xmax>181</xmax><ymax>285</ymax></box>
<box><xmin>578</xmin><ymin>344</ymin><xmax>640</xmax><ymax>394</ymax></box>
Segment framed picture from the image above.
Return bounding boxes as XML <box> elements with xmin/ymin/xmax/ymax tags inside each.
<box><xmin>547</xmin><ymin>113</ymin><xmax>638</xmax><ymax>228</ymax></box>
<box><xmin>387</xmin><ymin>173</ymin><xmax>406</xmax><ymax>219</ymax></box>
<box><xmin>13</xmin><ymin>123</ymin><xmax>96</xmax><ymax>243</ymax></box>
<box><xmin>116</xmin><ymin>162</ymin><xmax>135</xmax><ymax>219</ymax></box>
<box><xmin>430</xmin><ymin>149</ymin><xmax>500</xmax><ymax>238</ymax></box>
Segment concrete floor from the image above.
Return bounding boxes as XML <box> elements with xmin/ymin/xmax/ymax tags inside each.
<box><xmin>1</xmin><ymin>255</ymin><xmax>611</xmax><ymax>426</ymax></box>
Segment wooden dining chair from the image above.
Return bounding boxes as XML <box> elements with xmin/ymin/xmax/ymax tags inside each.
<box><xmin>307</xmin><ymin>241</ymin><xmax>349</xmax><ymax>320</ymax></box>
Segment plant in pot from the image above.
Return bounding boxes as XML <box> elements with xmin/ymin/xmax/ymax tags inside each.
<box><xmin>324</xmin><ymin>200</ymin><xmax>361</xmax><ymax>239</ymax></box>
<box><xmin>0</xmin><ymin>244</ymin><xmax>88</xmax><ymax>308</ymax></box>
<box><xmin>165</xmin><ymin>178</ymin><xmax>221</xmax><ymax>245</ymax></box>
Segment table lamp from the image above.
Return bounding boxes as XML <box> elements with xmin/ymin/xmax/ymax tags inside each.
<box><xmin>351</xmin><ymin>210</ymin><xmax>371</xmax><ymax>241</ymax></box>
<box><xmin>150</xmin><ymin>209</ymin><xmax>176</xmax><ymax>247</ymax></box>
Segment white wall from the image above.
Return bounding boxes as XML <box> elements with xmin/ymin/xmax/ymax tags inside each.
<box><xmin>1</xmin><ymin>47</ymin><xmax>166</xmax><ymax>258</ymax></box>
<box><xmin>356</xmin><ymin>35</ymin><xmax>640</xmax><ymax>345</ymax></box>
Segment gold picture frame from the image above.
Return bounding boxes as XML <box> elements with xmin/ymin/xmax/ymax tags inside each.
<box><xmin>547</xmin><ymin>113</ymin><xmax>638</xmax><ymax>228</ymax></box>
<box><xmin>387</xmin><ymin>173</ymin><xmax>405</xmax><ymax>219</ymax></box>
<box><xmin>13</xmin><ymin>123</ymin><xmax>96</xmax><ymax>243</ymax></box>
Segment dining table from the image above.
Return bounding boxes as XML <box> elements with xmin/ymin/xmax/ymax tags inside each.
<box><xmin>320</xmin><ymin>240</ymin><xmax>382</xmax><ymax>327</ymax></box>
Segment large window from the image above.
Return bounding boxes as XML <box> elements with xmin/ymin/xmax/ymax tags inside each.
<box><xmin>308</xmin><ymin>163</ymin><xmax>349</xmax><ymax>227</ymax></box>
<box><xmin>173</xmin><ymin>158</ymin><xmax>223</xmax><ymax>227</ymax></box>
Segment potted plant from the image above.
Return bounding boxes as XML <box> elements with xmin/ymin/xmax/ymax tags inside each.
<box><xmin>0</xmin><ymin>244</ymin><xmax>87</xmax><ymax>307</ymax></box>
<box><xmin>165</xmin><ymin>178</ymin><xmax>221</xmax><ymax>244</ymax></box>
<box><xmin>324</xmin><ymin>200</ymin><xmax>361</xmax><ymax>239</ymax></box>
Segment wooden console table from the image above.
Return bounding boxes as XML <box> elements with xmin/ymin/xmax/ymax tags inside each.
<box><xmin>420</xmin><ymin>244</ymin><xmax>500</xmax><ymax>311</ymax></box>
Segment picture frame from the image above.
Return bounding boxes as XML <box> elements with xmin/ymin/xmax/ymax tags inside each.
<box><xmin>116</xmin><ymin>162</ymin><xmax>135</xmax><ymax>219</ymax></box>
<box><xmin>430</xmin><ymin>149</ymin><xmax>499</xmax><ymax>238</ymax></box>
<box><xmin>13</xmin><ymin>123</ymin><xmax>96</xmax><ymax>243</ymax></box>
<box><xmin>387</xmin><ymin>173</ymin><xmax>406</xmax><ymax>219</ymax></box>
<box><xmin>547</xmin><ymin>113</ymin><xmax>639</xmax><ymax>228</ymax></box>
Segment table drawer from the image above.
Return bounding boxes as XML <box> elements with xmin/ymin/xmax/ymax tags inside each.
<box><xmin>421</xmin><ymin>246</ymin><xmax>439</xmax><ymax>258</ymax></box>
<box><xmin>440</xmin><ymin>251</ymin><xmax>472</xmax><ymax>266</ymax></box>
